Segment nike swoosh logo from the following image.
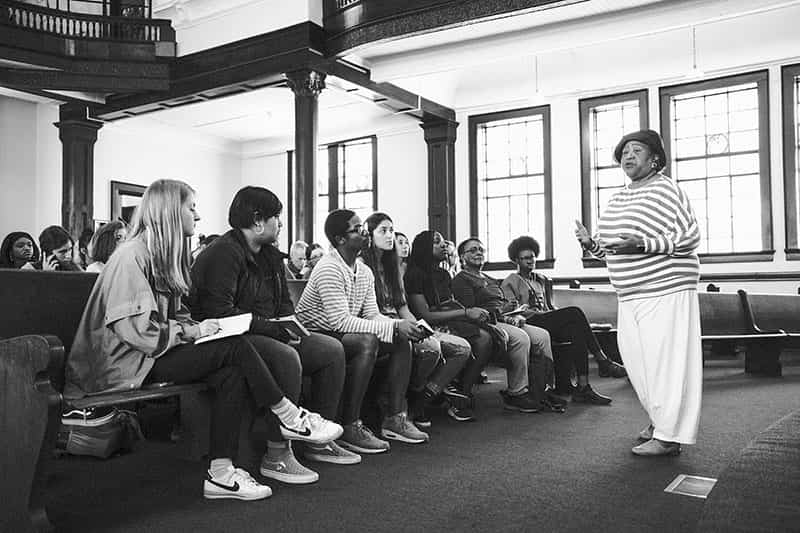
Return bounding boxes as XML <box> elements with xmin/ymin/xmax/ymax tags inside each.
<box><xmin>283</xmin><ymin>424</ymin><xmax>311</xmax><ymax>437</ymax></box>
<box><xmin>207</xmin><ymin>478</ymin><xmax>240</xmax><ymax>492</ymax></box>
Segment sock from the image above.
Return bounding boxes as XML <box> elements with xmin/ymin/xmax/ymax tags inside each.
<box><xmin>209</xmin><ymin>458</ymin><xmax>234</xmax><ymax>480</ymax></box>
<box><xmin>266</xmin><ymin>440</ymin><xmax>291</xmax><ymax>460</ymax></box>
<box><xmin>270</xmin><ymin>397</ymin><xmax>302</xmax><ymax>427</ymax></box>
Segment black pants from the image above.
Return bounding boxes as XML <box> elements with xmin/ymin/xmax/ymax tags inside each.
<box><xmin>147</xmin><ymin>336</ymin><xmax>283</xmax><ymax>460</ymax></box>
<box><xmin>461</xmin><ymin>328</ymin><xmax>494</xmax><ymax>394</ymax></box>
<box><xmin>320</xmin><ymin>332</ymin><xmax>379</xmax><ymax>425</ymax></box>
<box><xmin>244</xmin><ymin>332</ymin><xmax>346</xmax><ymax>442</ymax></box>
<box><xmin>526</xmin><ymin>306</ymin><xmax>595</xmax><ymax>376</ymax></box>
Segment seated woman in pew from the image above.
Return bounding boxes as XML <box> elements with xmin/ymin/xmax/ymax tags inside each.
<box><xmin>37</xmin><ymin>225</ymin><xmax>83</xmax><ymax>271</ymax></box>
<box><xmin>395</xmin><ymin>231</ymin><xmax>410</xmax><ymax>280</ymax></box>
<box><xmin>0</xmin><ymin>231</ymin><xmax>39</xmax><ymax>269</ymax></box>
<box><xmin>64</xmin><ymin>179</ymin><xmax>342</xmax><ymax>502</ymax></box>
<box><xmin>85</xmin><ymin>221</ymin><xmax>126</xmax><ymax>273</ymax></box>
<box><xmin>362</xmin><ymin>212</ymin><xmax>471</xmax><ymax>428</ymax></box>
<box><xmin>189</xmin><ymin>186</ymin><xmax>355</xmax><ymax>484</ymax></box>
<box><xmin>501</xmin><ymin>235</ymin><xmax>627</xmax><ymax>381</ymax></box>
<box><xmin>451</xmin><ymin>238</ymin><xmax>574</xmax><ymax>411</ymax></box>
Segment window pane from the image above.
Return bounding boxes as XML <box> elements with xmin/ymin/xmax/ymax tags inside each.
<box><xmin>476</xmin><ymin>113</ymin><xmax>548</xmax><ymax>260</ymax></box>
<box><xmin>586</xmin><ymin>98</ymin><xmax>642</xmax><ymax>231</ymax></box>
<box><xmin>669</xmin><ymin>80</ymin><xmax>765</xmax><ymax>253</ymax></box>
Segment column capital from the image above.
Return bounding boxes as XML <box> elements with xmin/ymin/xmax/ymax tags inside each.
<box><xmin>285</xmin><ymin>69</ymin><xmax>327</xmax><ymax>98</ymax></box>
<box><xmin>421</xmin><ymin>119</ymin><xmax>458</xmax><ymax>144</ymax></box>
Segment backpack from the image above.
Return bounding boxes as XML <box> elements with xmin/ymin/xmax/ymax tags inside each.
<box><xmin>57</xmin><ymin>408</ymin><xmax>143</xmax><ymax>459</ymax></box>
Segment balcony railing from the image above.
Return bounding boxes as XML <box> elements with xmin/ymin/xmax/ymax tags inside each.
<box><xmin>1</xmin><ymin>0</ymin><xmax>174</xmax><ymax>42</ymax></box>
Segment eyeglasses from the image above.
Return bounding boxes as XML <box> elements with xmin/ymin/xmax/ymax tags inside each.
<box><xmin>346</xmin><ymin>225</ymin><xmax>368</xmax><ymax>236</ymax></box>
<box><xmin>463</xmin><ymin>246</ymin><xmax>486</xmax><ymax>254</ymax></box>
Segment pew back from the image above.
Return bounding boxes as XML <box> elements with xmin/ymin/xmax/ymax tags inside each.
<box><xmin>742</xmin><ymin>292</ymin><xmax>800</xmax><ymax>335</ymax></box>
<box><xmin>0</xmin><ymin>269</ymin><xmax>97</xmax><ymax>357</ymax></box>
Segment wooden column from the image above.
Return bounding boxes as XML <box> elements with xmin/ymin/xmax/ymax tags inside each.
<box><xmin>54</xmin><ymin>104</ymin><xmax>103</xmax><ymax>241</ymax></box>
<box><xmin>286</xmin><ymin>69</ymin><xmax>325</xmax><ymax>244</ymax></box>
<box><xmin>421</xmin><ymin>119</ymin><xmax>458</xmax><ymax>240</ymax></box>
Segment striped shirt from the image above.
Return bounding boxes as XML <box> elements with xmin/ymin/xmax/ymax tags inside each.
<box><xmin>295</xmin><ymin>249</ymin><xmax>396</xmax><ymax>342</ymax></box>
<box><xmin>589</xmin><ymin>174</ymin><xmax>700</xmax><ymax>301</ymax></box>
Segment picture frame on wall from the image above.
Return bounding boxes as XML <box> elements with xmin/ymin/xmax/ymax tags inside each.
<box><xmin>110</xmin><ymin>181</ymin><xmax>146</xmax><ymax>224</ymax></box>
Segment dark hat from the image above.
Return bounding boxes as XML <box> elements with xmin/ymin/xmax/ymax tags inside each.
<box><xmin>613</xmin><ymin>129</ymin><xmax>667</xmax><ymax>171</ymax></box>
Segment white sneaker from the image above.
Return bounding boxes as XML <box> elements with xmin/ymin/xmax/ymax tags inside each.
<box><xmin>260</xmin><ymin>446</ymin><xmax>319</xmax><ymax>484</ymax></box>
<box><xmin>203</xmin><ymin>468</ymin><xmax>272</xmax><ymax>501</ymax></box>
<box><xmin>280</xmin><ymin>409</ymin><xmax>343</xmax><ymax>444</ymax></box>
<box><xmin>305</xmin><ymin>440</ymin><xmax>362</xmax><ymax>465</ymax></box>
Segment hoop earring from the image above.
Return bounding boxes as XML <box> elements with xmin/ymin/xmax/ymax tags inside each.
<box><xmin>650</xmin><ymin>160</ymin><xmax>659</xmax><ymax>169</ymax></box>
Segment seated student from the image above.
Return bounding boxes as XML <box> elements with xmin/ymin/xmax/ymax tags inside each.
<box><xmin>404</xmin><ymin>230</ymin><xmax>507</xmax><ymax>421</ymax></box>
<box><xmin>362</xmin><ymin>213</ymin><xmax>471</xmax><ymax>428</ymax></box>
<box><xmin>64</xmin><ymin>179</ymin><xmax>342</xmax><ymax>502</ymax></box>
<box><xmin>502</xmin><ymin>236</ymin><xmax>626</xmax><ymax>386</ymax></box>
<box><xmin>285</xmin><ymin>240</ymin><xmax>308</xmax><ymax>280</ymax></box>
<box><xmin>189</xmin><ymin>186</ymin><xmax>356</xmax><ymax>484</ymax></box>
<box><xmin>301</xmin><ymin>242</ymin><xmax>324</xmax><ymax>279</ymax></box>
<box><xmin>395</xmin><ymin>231</ymin><xmax>410</xmax><ymax>280</ymax></box>
<box><xmin>296</xmin><ymin>209</ymin><xmax>429</xmax><ymax>452</ymax></box>
<box><xmin>37</xmin><ymin>225</ymin><xmax>83</xmax><ymax>271</ymax></box>
<box><xmin>450</xmin><ymin>237</ymin><xmax>569</xmax><ymax>413</ymax></box>
<box><xmin>0</xmin><ymin>231</ymin><xmax>39</xmax><ymax>269</ymax></box>
<box><xmin>78</xmin><ymin>228</ymin><xmax>94</xmax><ymax>270</ymax></box>
<box><xmin>85</xmin><ymin>221</ymin><xmax>126</xmax><ymax>273</ymax></box>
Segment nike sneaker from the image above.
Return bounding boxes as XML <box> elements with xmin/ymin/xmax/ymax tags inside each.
<box><xmin>381</xmin><ymin>412</ymin><xmax>429</xmax><ymax>444</ymax></box>
<box><xmin>259</xmin><ymin>446</ymin><xmax>319</xmax><ymax>484</ymax></box>
<box><xmin>304</xmin><ymin>440</ymin><xmax>362</xmax><ymax>465</ymax></box>
<box><xmin>337</xmin><ymin>419</ymin><xmax>390</xmax><ymax>454</ymax></box>
<box><xmin>279</xmin><ymin>408</ymin><xmax>343</xmax><ymax>444</ymax></box>
<box><xmin>203</xmin><ymin>467</ymin><xmax>272</xmax><ymax>501</ymax></box>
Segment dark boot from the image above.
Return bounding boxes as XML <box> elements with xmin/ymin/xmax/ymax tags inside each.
<box><xmin>596</xmin><ymin>353</ymin><xmax>627</xmax><ymax>378</ymax></box>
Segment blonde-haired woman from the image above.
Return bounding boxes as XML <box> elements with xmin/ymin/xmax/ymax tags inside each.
<box><xmin>65</xmin><ymin>179</ymin><xmax>341</xmax><ymax>501</ymax></box>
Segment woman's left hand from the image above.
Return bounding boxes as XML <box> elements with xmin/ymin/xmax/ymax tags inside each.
<box><xmin>602</xmin><ymin>234</ymin><xmax>644</xmax><ymax>255</ymax></box>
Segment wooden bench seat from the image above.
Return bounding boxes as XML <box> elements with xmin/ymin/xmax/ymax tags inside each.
<box><xmin>552</xmin><ymin>287</ymin><xmax>789</xmax><ymax>376</ymax></box>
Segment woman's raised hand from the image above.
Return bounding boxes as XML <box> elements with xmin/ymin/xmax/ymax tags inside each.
<box><xmin>574</xmin><ymin>220</ymin><xmax>592</xmax><ymax>247</ymax></box>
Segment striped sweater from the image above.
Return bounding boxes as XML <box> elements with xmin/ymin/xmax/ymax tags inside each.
<box><xmin>295</xmin><ymin>249</ymin><xmax>396</xmax><ymax>342</ymax></box>
<box><xmin>589</xmin><ymin>174</ymin><xmax>700</xmax><ymax>301</ymax></box>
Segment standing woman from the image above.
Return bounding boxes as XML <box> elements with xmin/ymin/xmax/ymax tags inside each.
<box><xmin>575</xmin><ymin>129</ymin><xmax>702</xmax><ymax>456</ymax></box>
<box><xmin>65</xmin><ymin>179</ymin><xmax>341</xmax><ymax>501</ymax></box>
<box><xmin>0</xmin><ymin>231</ymin><xmax>39</xmax><ymax>269</ymax></box>
<box><xmin>362</xmin><ymin>213</ymin><xmax>471</xmax><ymax>427</ymax></box>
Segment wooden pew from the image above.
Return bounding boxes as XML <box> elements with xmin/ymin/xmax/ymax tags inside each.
<box><xmin>0</xmin><ymin>270</ymin><xmax>210</xmax><ymax>532</ymax></box>
<box><xmin>551</xmin><ymin>287</ymin><xmax>789</xmax><ymax>376</ymax></box>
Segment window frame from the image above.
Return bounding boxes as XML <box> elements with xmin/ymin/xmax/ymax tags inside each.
<box><xmin>659</xmin><ymin>70</ymin><xmax>774</xmax><ymax>263</ymax></box>
<box><xmin>578</xmin><ymin>89</ymin><xmax>649</xmax><ymax>268</ymax></box>
<box><xmin>287</xmin><ymin>134</ymin><xmax>378</xmax><ymax>243</ymax></box>
<box><xmin>468</xmin><ymin>105</ymin><xmax>553</xmax><ymax>271</ymax></box>
<box><xmin>781</xmin><ymin>63</ymin><xmax>800</xmax><ymax>260</ymax></box>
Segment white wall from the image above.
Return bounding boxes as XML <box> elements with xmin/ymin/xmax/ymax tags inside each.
<box><xmin>0</xmin><ymin>96</ymin><xmax>241</xmax><ymax>248</ymax></box>
<box><xmin>155</xmin><ymin>0</ymin><xmax>322</xmax><ymax>56</ymax></box>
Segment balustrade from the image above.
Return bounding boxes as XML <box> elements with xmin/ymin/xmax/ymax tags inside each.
<box><xmin>1</xmin><ymin>0</ymin><xmax>173</xmax><ymax>42</ymax></box>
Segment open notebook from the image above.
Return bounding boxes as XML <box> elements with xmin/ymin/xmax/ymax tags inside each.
<box><xmin>195</xmin><ymin>313</ymin><xmax>252</xmax><ymax>344</ymax></box>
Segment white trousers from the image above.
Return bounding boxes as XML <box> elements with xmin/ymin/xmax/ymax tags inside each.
<box><xmin>617</xmin><ymin>289</ymin><xmax>702</xmax><ymax>444</ymax></box>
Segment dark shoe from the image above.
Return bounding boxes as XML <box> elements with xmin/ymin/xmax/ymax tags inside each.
<box><xmin>572</xmin><ymin>384</ymin><xmax>612</xmax><ymax>405</ymax></box>
<box><xmin>631</xmin><ymin>438</ymin><xmax>681</xmax><ymax>456</ymax></box>
<box><xmin>545</xmin><ymin>391</ymin><xmax>568</xmax><ymax>408</ymax></box>
<box><xmin>442</xmin><ymin>384</ymin><xmax>471</xmax><ymax>404</ymax></box>
<box><xmin>500</xmin><ymin>390</ymin><xmax>540</xmax><ymax>413</ymax></box>
<box><xmin>598</xmin><ymin>358</ymin><xmax>627</xmax><ymax>378</ymax></box>
<box><xmin>413</xmin><ymin>412</ymin><xmax>432</xmax><ymax>428</ymax></box>
<box><xmin>540</xmin><ymin>398</ymin><xmax>566</xmax><ymax>413</ymax></box>
<box><xmin>447</xmin><ymin>405</ymin><xmax>476</xmax><ymax>422</ymax></box>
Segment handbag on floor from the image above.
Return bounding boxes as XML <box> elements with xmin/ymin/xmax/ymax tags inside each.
<box><xmin>57</xmin><ymin>407</ymin><xmax>143</xmax><ymax>459</ymax></box>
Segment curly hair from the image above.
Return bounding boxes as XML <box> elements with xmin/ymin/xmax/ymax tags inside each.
<box><xmin>507</xmin><ymin>236</ymin><xmax>540</xmax><ymax>261</ymax></box>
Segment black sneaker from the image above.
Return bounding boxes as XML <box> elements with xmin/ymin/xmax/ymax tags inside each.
<box><xmin>447</xmin><ymin>405</ymin><xmax>476</xmax><ymax>422</ymax></box>
<box><xmin>443</xmin><ymin>384</ymin><xmax>471</xmax><ymax>404</ymax></box>
<box><xmin>545</xmin><ymin>391</ymin><xmax>568</xmax><ymax>408</ymax></box>
<box><xmin>499</xmin><ymin>390</ymin><xmax>540</xmax><ymax>413</ymax></box>
<box><xmin>61</xmin><ymin>406</ymin><xmax>116</xmax><ymax>427</ymax></box>
<box><xmin>572</xmin><ymin>384</ymin><xmax>612</xmax><ymax>405</ymax></box>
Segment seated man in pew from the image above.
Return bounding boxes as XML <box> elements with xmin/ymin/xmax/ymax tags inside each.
<box><xmin>296</xmin><ymin>209</ymin><xmax>430</xmax><ymax>453</ymax></box>
<box><xmin>501</xmin><ymin>236</ymin><xmax>627</xmax><ymax>381</ymax></box>
<box><xmin>64</xmin><ymin>179</ymin><xmax>342</xmax><ymax>502</ymax></box>
<box><xmin>189</xmin><ymin>186</ymin><xmax>356</xmax><ymax>485</ymax></box>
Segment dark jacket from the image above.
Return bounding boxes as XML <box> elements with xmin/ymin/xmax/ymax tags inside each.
<box><xmin>188</xmin><ymin>229</ymin><xmax>294</xmax><ymax>341</ymax></box>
